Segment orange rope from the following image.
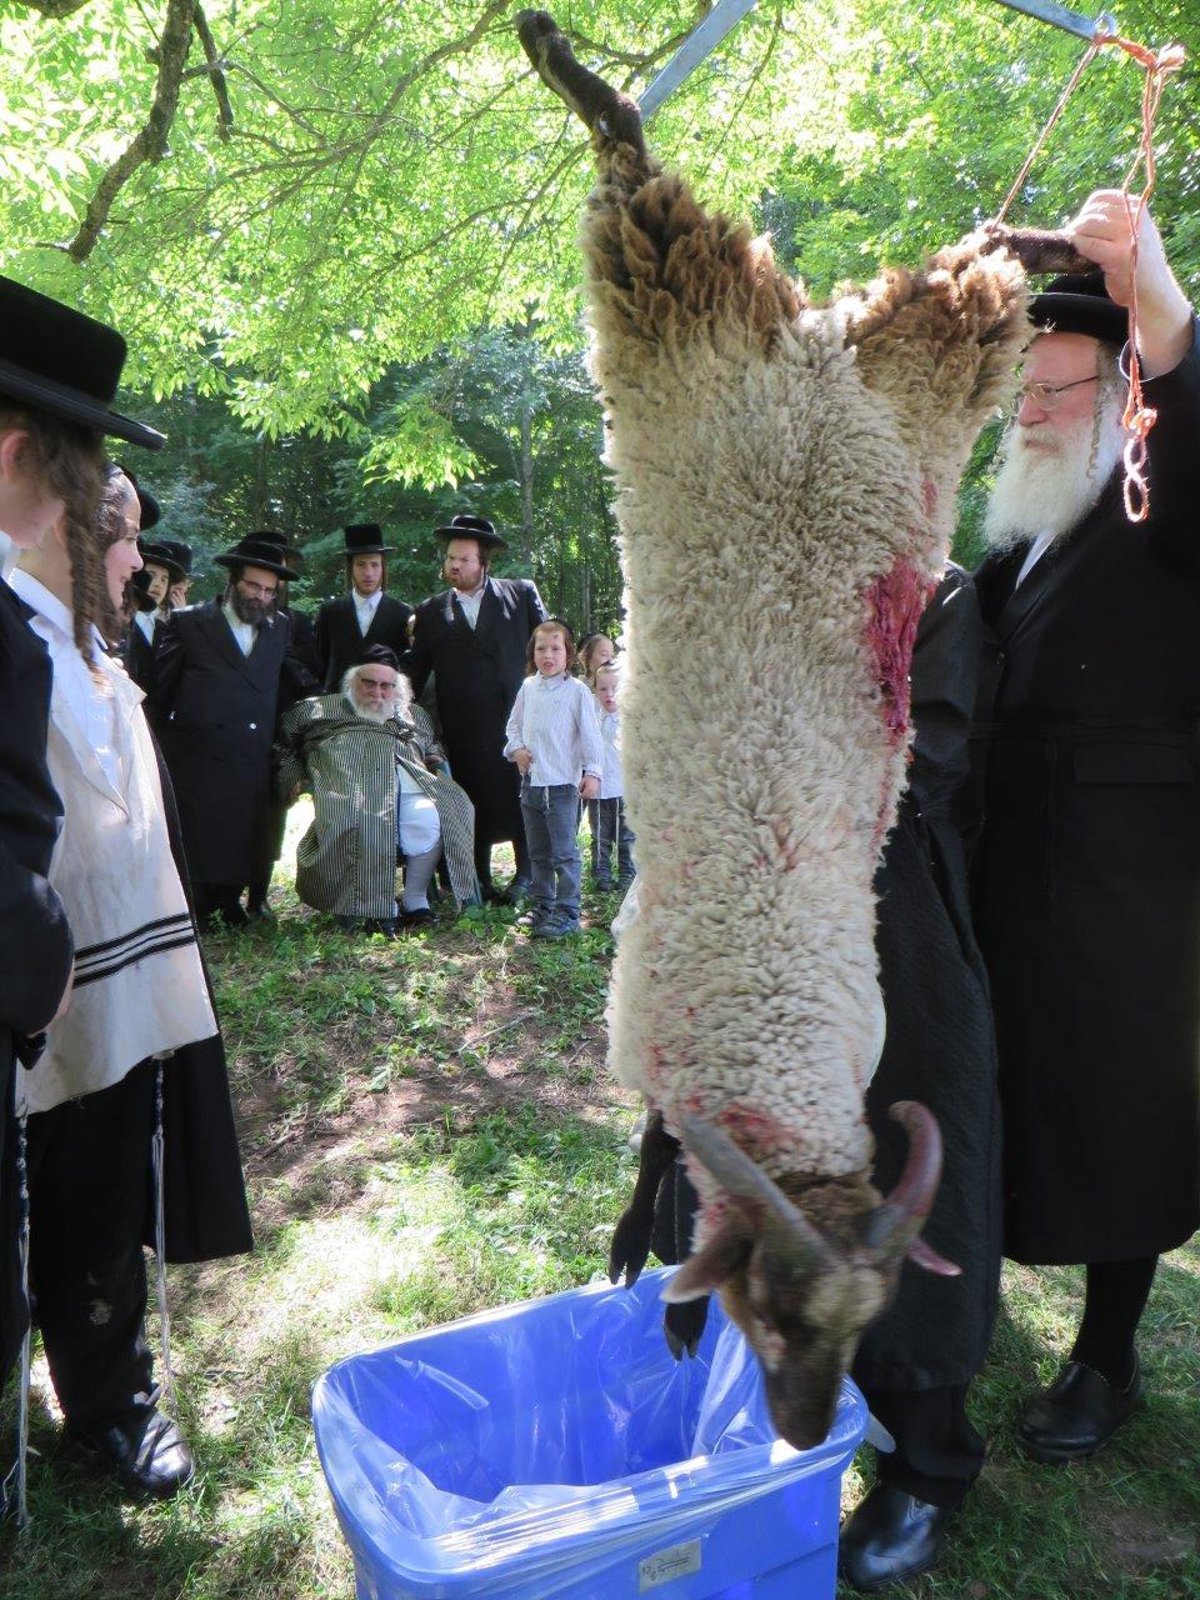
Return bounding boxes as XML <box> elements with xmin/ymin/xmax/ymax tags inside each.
<box><xmin>993</xmin><ymin>30</ymin><xmax>1186</xmax><ymax>523</ymax></box>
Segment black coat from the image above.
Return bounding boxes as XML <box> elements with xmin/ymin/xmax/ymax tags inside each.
<box><xmin>149</xmin><ymin>601</ymin><xmax>299</xmax><ymax>886</ymax></box>
<box><xmin>407</xmin><ymin>577</ymin><xmax>547</xmax><ymax>846</ymax></box>
<box><xmin>152</xmin><ymin>740</ymin><xmax>254</xmax><ymax>1263</ymax></box>
<box><xmin>853</xmin><ymin>568</ymin><xmax>1002</xmax><ymax>1393</ymax></box>
<box><xmin>0</xmin><ymin>580</ymin><xmax>74</xmax><ymax>1380</ymax></box>
<box><xmin>120</xmin><ymin>616</ymin><xmax>161</xmax><ymax>693</ymax></box>
<box><xmin>972</xmin><ymin>324</ymin><xmax>1200</xmax><ymax>1264</ymax></box>
<box><xmin>315</xmin><ymin>593</ymin><xmax>413</xmax><ymax>692</ymax></box>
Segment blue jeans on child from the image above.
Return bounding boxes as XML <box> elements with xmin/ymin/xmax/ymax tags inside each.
<box><xmin>586</xmin><ymin>797</ymin><xmax>635</xmax><ymax>887</ymax></box>
<box><xmin>521</xmin><ymin>781</ymin><xmax>582</xmax><ymax>925</ymax></box>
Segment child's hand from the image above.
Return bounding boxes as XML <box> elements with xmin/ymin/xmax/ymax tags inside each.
<box><xmin>580</xmin><ymin>774</ymin><xmax>600</xmax><ymax>800</ymax></box>
<box><xmin>513</xmin><ymin>748</ymin><xmax>533</xmax><ymax>776</ymax></box>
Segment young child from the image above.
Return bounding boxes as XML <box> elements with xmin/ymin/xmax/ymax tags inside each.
<box><xmin>588</xmin><ymin>662</ymin><xmax>635</xmax><ymax>891</ymax></box>
<box><xmin>577</xmin><ymin>631</ymin><xmax>616</xmax><ymax>681</ymax></box>
<box><xmin>504</xmin><ymin>619</ymin><xmax>603</xmax><ymax>937</ymax></box>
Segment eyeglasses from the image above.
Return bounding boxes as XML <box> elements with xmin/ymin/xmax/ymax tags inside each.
<box><xmin>1016</xmin><ymin>375</ymin><xmax>1099</xmax><ymax>411</ymax></box>
<box><xmin>238</xmin><ymin>578</ymin><xmax>278</xmax><ymax>598</ymax></box>
<box><xmin>358</xmin><ymin>675</ymin><xmax>397</xmax><ymax>691</ymax></box>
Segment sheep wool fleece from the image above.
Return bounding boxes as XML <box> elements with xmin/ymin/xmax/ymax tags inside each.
<box><xmin>585</xmin><ymin>137</ymin><xmax>1031</xmax><ymax>1228</ymax></box>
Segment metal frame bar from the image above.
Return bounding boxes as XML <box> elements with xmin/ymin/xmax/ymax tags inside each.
<box><xmin>988</xmin><ymin>1</ymin><xmax>1118</xmax><ymax>44</ymax></box>
<box><xmin>639</xmin><ymin>0</ymin><xmax>759</xmax><ymax>119</ymax></box>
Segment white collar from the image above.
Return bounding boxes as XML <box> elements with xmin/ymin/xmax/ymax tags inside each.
<box><xmin>10</xmin><ymin>567</ymin><xmax>105</xmax><ymax>651</ymax></box>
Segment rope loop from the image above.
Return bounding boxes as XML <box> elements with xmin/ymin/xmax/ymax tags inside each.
<box><xmin>992</xmin><ymin>26</ymin><xmax>1186</xmax><ymax>523</ymax></box>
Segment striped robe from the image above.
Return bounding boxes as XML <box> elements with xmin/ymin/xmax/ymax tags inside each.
<box><xmin>276</xmin><ymin>696</ymin><xmax>478</xmax><ymax>919</ymax></box>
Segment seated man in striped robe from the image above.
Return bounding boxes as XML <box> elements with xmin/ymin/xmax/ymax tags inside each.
<box><xmin>276</xmin><ymin>645</ymin><xmax>479</xmax><ymax>935</ymax></box>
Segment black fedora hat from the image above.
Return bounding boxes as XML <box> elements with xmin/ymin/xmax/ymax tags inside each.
<box><xmin>433</xmin><ymin>512</ymin><xmax>507</xmax><ymax>551</ymax></box>
<box><xmin>342</xmin><ymin>523</ymin><xmax>395</xmax><ymax>556</ymax></box>
<box><xmin>119</xmin><ymin>464</ymin><xmax>160</xmax><ymax>530</ymax></box>
<box><xmin>138</xmin><ymin>539</ymin><xmax>187</xmax><ymax>585</ymax></box>
<box><xmin>1030</xmin><ymin>269</ymin><xmax>1129</xmax><ymax>348</ymax></box>
<box><xmin>214</xmin><ymin>535</ymin><xmax>301</xmax><ymax>583</ymax></box>
<box><xmin>156</xmin><ymin>538</ymin><xmax>193</xmax><ymax>577</ymax></box>
<box><xmin>0</xmin><ymin>277</ymin><xmax>165</xmax><ymax>450</ymax></box>
<box><xmin>127</xmin><ymin>568</ymin><xmax>160</xmax><ymax>614</ymax></box>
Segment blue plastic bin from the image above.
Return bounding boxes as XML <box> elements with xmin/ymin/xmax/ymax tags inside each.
<box><xmin>312</xmin><ymin>1267</ymin><xmax>866</xmax><ymax>1600</ymax></box>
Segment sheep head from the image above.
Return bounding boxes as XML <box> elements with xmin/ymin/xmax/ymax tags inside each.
<box><xmin>664</xmin><ymin>1102</ymin><xmax>957</xmax><ymax>1450</ymax></box>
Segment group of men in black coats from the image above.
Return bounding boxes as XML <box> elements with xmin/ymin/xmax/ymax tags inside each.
<box><xmin>130</xmin><ymin>513</ymin><xmax>547</xmax><ymax>928</ymax></box>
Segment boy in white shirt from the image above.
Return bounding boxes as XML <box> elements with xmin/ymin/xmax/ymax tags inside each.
<box><xmin>588</xmin><ymin>662</ymin><xmax>635</xmax><ymax>891</ymax></box>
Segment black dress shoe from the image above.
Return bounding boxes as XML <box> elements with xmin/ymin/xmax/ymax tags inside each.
<box><xmin>838</xmin><ymin>1483</ymin><xmax>953</xmax><ymax>1592</ymax></box>
<box><xmin>502</xmin><ymin>876</ymin><xmax>533</xmax><ymax>905</ymax></box>
<box><xmin>71</xmin><ymin>1409</ymin><xmax>195</xmax><ymax>1499</ymax></box>
<box><xmin>1017</xmin><ymin>1356</ymin><xmax>1143</xmax><ymax>1464</ymax></box>
<box><xmin>246</xmin><ymin>900</ymin><xmax>275</xmax><ymax>921</ymax></box>
<box><xmin>398</xmin><ymin>907</ymin><xmax>436</xmax><ymax>928</ymax></box>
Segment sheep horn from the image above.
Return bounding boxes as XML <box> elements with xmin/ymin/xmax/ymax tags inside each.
<box><xmin>677</xmin><ymin>1112</ymin><xmax>834</xmax><ymax>1269</ymax></box>
<box><xmin>861</xmin><ymin>1100</ymin><xmax>944</xmax><ymax>1260</ymax></box>
<box><xmin>516</xmin><ymin>10</ymin><xmax>647</xmax><ymax>153</ymax></box>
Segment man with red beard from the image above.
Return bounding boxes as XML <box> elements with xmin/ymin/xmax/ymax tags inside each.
<box><xmin>972</xmin><ymin>191</ymin><xmax>1199</xmax><ymax>1471</ymax></box>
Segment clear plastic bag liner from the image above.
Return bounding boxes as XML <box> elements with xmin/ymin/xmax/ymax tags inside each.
<box><xmin>313</xmin><ymin>1267</ymin><xmax>866</xmax><ymax>1597</ymax></box>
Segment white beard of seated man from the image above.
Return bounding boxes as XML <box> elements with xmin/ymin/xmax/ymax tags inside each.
<box><xmin>339</xmin><ymin>662</ymin><xmax>443</xmax><ymax>922</ymax></box>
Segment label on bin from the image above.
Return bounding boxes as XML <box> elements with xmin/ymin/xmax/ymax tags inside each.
<box><xmin>638</xmin><ymin>1538</ymin><xmax>702</xmax><ymax>1591</ymax></box>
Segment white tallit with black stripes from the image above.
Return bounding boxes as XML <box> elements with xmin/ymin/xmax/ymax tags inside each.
<box><xmin>11</xmin><ymin>574</ymin><xmax>215</xmax><ymax>1115</ymax></box>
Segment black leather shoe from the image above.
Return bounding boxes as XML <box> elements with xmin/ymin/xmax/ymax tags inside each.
<box><xmin>246</xmin><ymin>900</ymin><xmax>275</xmax><ymax>922</ymax></box>
<box><xmin>838</xmin><ymin>1483</ymin><xmax>953</xmax><ymax>1592</ymax></box>
<box><xmin>71</xmin><ymin>1409</ymin><xmax>195</xmax><ymax>1499</ymax></box>
<box><xmin>1017</xmin><ymin>1357</ymin><xmax>1143</xmax><ymax>1464</ymax></box>
<box><xmin>398</xmin><ymin>908</ymin><xmax>436</xmax><ymax>928</ymax></box>
<box><xmin>502</xmin><ymin>876</ymin><xmax>533</xmax><ymax>905</ymax></box>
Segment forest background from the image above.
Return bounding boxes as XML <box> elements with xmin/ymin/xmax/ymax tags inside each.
<box><xmin>2</xmin><ymin>0</ymin><xmax>1198</xmax><ymax>625</ymax></box>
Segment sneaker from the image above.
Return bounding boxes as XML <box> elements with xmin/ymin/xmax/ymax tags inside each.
<box><xmin>532</xmin><ymin>916</ymin><xmax>582</xmax><ymax>939</ymax></box>
<box><xmin>517</xmin><ymin>907</ymin><xmax>553</xmax><ymax>928</ymax></box>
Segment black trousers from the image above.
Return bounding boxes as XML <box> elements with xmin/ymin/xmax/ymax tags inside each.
<box><xmin>25</xmin><ymin>1061</ymin><xmax>157</xmax><ymax>1431</ymax></box>
<box><xmin>853</xmin><ymin>1383</ymin><xmax>985</xmax><ymax>1511</ymax></box>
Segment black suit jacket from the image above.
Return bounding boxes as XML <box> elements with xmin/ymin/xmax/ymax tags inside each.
<box><xmin>315</xmin><ymin>593</ymin><xmax>413</xmax><ymax>691</ymax></box>
<box><xmin>971</xmin><ymin>321</ymin><xmax>1200</xmax><ymax>1262</ymax></box>
<box><xmin>406</xmin><ymin>576</ymin><xmax>547</xmax><ymax>843</ymax></box>
<box><xmin>150</xmin><ymin>600</ymin><xmax>296</xmax><ymax>884</ymax></box>
<box><xmin>0</xmin><ymin>579</ymin><xmax>73</xmax><ymax>1378</ymax></box>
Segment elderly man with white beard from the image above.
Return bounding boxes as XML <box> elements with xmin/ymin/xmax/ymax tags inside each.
<box><xmin>971</xmin><ymin>190</ymin><xmax>1200</xmax><ymax>1473</ymax></box>
<box><xmin>275</xmin><ymin>645</ymin><xmax>478</xmax><ymax>935</ymax></box>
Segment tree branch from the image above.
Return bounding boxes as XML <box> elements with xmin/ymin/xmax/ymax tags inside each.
<box><xmin>10</xmin><ymin>0</ymin><xmax>93</xmax><ymax>15</ymax></box>
<box><xmin>68</xmin><ymin>0</ymin><xmax>196</xmax><ymax>262</ymax></box>
<box><xmin>192</xmin><ymin>1</ymin><xmax>234</xmax><ymax>139</ymax></box>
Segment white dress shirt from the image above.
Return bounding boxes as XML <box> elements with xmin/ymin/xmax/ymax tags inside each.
<box><xmin>354</xmin><ymin>588</ymin><xmax>383</xmax><ymax>635</ymax></box>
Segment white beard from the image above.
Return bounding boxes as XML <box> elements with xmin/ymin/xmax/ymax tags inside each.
<box><xmin>983</xmin><ymin>399</ymin><xmax>1127</xmax><ymax>553</ymax></box>
<box><xmin>345</xmin><ymin>694</ymin><xmax>396</xmax><ymax>724</ymax></box>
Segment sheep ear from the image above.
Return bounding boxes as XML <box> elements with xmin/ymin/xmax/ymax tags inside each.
<box><xmin>661</xmin><ymin>1221</ymin><xmax>754</xmax><ymax>1303</ymax></box>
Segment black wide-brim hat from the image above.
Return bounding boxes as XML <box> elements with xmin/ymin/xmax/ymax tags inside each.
<box><xmin>1030</xmin><ymin>269</ymin><xmax>1129</xmax><ymax>348</ymax></box>
<box><xmin>0</xmin><ymin>277</ymin><xmax>165</xmax><ymax>450</ymax></box>
<box><xmin>138</xmin><ymin>539</ymin><xmax>187</xmax><ymax>585</ymax></box>
<box><xmin>214</xmin><ymin>536</ymin><xmax>301</xmax><ymax>583</ymax></box>
<box><xmin>128</xmin><ymin>568</ymin><xmax>160</xmax><ymax>614</ymax></box>
<box><xmin>119</xmin><ymin>464</ymin><xmax>161</xmax><ymax>530</ymax></box>
<box><xmin>343</xmin><ymin>523</ymin><xmax>395</xmax><ymax>556</ymax></box>
<box><xmin>156</xmin><ymin>538</ymin><xmax>193</xmax><ymax>576</ymax></box>
<box><xmin>433</xmin><ymin>512</ymin><xmax>507</xmax><ymax>551</ymax></box>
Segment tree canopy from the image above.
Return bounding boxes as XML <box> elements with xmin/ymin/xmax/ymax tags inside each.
<box><xmin>3</xmin><ymin>0</ymin><xmax>1196</xmax><ymax>449</ymax></box>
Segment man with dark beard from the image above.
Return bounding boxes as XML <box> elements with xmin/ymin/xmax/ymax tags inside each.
<box><xmin>972</xmin><ymin>190</ymin><xmax>1200</xmax><ymax>1471</ymax></box>
<box><xmin>150</xmin><ymin>535</ymin><xmax>308</xmax><ymax>928</ymax></box>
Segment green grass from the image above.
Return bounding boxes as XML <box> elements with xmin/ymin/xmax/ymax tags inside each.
<box><xmin>2</xmin><ymin>837</ymin><xmax>1197</xmax><ymax>1598</ymax></box>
